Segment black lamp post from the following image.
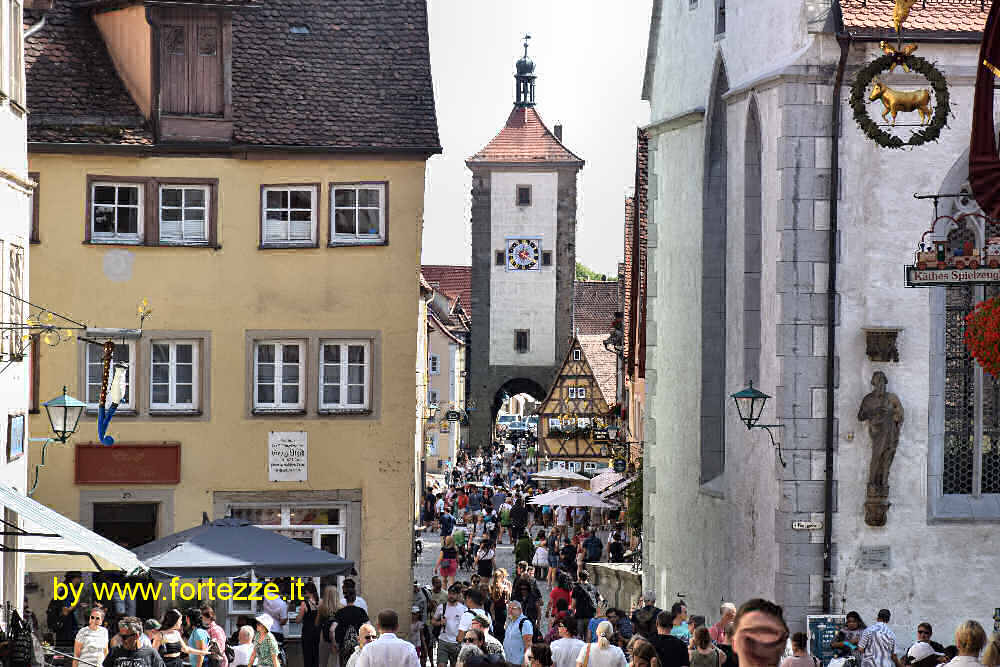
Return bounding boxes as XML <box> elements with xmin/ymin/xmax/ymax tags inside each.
<box><xmin>730</xmin><ymin>381</ymin><xmax>787</xmax><ymax>467</ymax></box>
<box><xmin>29</xmin><ymin>387</ymin><xmax>87</xmax><ymax>495</ymax></box>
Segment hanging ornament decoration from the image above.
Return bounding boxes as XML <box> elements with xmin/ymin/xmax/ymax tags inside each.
<box><xmin>964</xmin><ymin>294</ymin><xmax>1000</xmax><ymax>376</ymax></box>
<box><xmin>849</xmin><ymin>1</ymin><xmax>950</xmax><ymax>149</ymax></box>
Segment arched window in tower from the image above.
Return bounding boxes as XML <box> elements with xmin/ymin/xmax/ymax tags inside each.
<box><xmin>701</xmin><ymin>58</ymin><xmax>728</xmax><ymax>485</ymax></box>
<box><xmin>744</xmin><ymin>99</ymin><xmax>762</xmax><ymax>387</ymax></box>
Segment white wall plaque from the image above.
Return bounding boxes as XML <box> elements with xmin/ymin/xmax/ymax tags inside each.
<box><xmin>269</xmin><ymin>431</ymin><xmax>307</xmax><ymax>482</ymax></box>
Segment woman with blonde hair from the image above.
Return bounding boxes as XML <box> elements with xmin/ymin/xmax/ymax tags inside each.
<box><xmin>316</xmin><ymin>585</ymin><xmax>340</xmax><ymax>667</ymax></box>
<box><xmin>575</xmin><ymin>619</ymin><xmax>626</xmax><ymax>666</ymax></box>
<box><xmin>488</xmin><ymin>568</ymin><xmax>510</xmax><ymax>634</ymax></box>
<box><xmin>435</xmin><ymin>535</ymin><xmax>459</xmax><ymax>588</ymax></box>
<box><xmin>952</xmin><ymin>620</ymin><xmax>988</xmax><ymax>667</ymax></box>
<box><xmin>981</xmin><ymin>632</ymin><xmax>1000</xmax><ymax>667</ymax></box>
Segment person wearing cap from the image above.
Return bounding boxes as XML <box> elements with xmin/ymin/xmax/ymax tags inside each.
<box><xmin>103</xmin><ymin>617</ymin><xmax>165</xmax><ymax>667</ymax></box>
<box><xmin>143</xmin><ymin>620</ymin><xmax>162</xmax><ymax>652</ymax></box>
<box><xmin>859</xmin><ymin>609</ymin><xmax>902</xmax><ymax>667</ymax></box>
<box><xmin>906</xmin><ymin>641</ymin><xmax>945</xmax><ymax>667</ymax></box>
<box><xmin>631</xmin><ymin>592</ymin><xmax>662</xmax><ymax>631</ymax></box>
<box><xmin>356</xmin><ymin>609</ymin><xmax>419</xmax><ymax>666</ymax></box>
<box><xmin>247</xmin><ymin>613</ymin><xmax>281</xmax><ymax>667</ymax></box>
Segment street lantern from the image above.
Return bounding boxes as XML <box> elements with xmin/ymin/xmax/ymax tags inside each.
<box><xmin>729</xmin><ymin>381</ymin><xmax>786</xmax><ymax>467</ymax></box>
<box><xmin>731</xmin><ymin>381</ymin><xmax>770</xmax><ymax>430</ymax></box>
<box><xmin>607</xmin><ymin>423</ymin><xmax>620</xmax><ymax>441</ymax></box>
<box><xmin>42</xmin><ymin>386</ymin><xmax>86</xmax><ymax>443</ymax></box>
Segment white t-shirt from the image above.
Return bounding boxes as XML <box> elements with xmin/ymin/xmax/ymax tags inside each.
<box><xmin>550</xmin><ymin>637</ymin><xmax>585</xmax><ymax>667</ymax></box>
<box><xmin>261</xmin><ymin>597</ymin><xmax>288</xmax><ymax>632</ymax></box>
<box><xmin>75</xmin><ymin>625</ymin><xmax>109</xmax><ymax>667</ymax></box>
<box><xmin>555</xmin><ymin>507</ymin><xmax>568</xmax><ymax>525</ymax></box>
<box><xmin>435</xmin><ymin>602</ymin><xmax>467</xmax><ymax>643</ymax></box>
<box><xmin>575</xmin><ymin>643</ymin><xmax>627</xmax><ymax>667</ymax></box>
<box><xmin>232</xmin><ymin>643</ymin><xmax>253</xmax><ymax>667</ymax></box>
<box><xmin>339</xmin><ymin>596</ymin><xmax>369</xmax><ymax>613</ymax></box>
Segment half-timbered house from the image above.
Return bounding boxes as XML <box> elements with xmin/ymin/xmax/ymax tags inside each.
<box><xmin>537</xmin><ymin>334</ymin><xmax>617</xmax><ymax>474</ymax></box>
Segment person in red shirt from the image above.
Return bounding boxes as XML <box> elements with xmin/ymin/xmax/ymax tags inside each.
<box><xmin>546</xmin><ymin>571</ymin><xmax>572</xmax><ymax>624</ymax></box>
<box><xmin>710</xmin><ymin>603</ymin><xmax>736</xmax><ymax>644</ymax></box>
<box><xmin>457</xmin><ymin>490</ymin><xmax>469</xmax><ymax>520</ymax></box>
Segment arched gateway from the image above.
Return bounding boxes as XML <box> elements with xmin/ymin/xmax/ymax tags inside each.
<box><xmin>465</xmin><ymin>39</ymin><xmax>585</xmax><ymax>450</ymax></box>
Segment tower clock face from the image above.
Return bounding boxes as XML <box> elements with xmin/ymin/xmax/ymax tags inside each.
<box><xmin>507</xmin><ymin>238</ymin><xmax>540</xmax><ymax>270</ymax></box>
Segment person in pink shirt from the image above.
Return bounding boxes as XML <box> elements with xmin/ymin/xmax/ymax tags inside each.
<box><xmin>710</xmin><ymin>603</ymin><xmax>736</xmax><ymax>644</ymax></box>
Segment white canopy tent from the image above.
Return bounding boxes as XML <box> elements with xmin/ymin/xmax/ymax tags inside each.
<box><xmin>0</xmin><ymin>485</ymin><xmax>147</xmax><ymax>573</ymax></box>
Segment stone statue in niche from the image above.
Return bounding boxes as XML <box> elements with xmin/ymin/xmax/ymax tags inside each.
<box><xmin>858</xmin><ymin>371</ymin><xmax>904</xmax><ymax>526</ymax></box>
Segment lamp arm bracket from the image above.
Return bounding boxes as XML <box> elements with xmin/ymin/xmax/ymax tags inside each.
<box><xmin>760</xmin><ymin>425</ymin><xmax>787</xmax><ymax>468</ymax></box>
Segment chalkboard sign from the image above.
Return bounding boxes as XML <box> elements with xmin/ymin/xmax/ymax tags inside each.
<box><xmin>808</xmin><ymin>614</ymin><xmax>847</xmax><ymax>666</ymax></box>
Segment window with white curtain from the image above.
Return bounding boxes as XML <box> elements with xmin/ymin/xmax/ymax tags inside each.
<box><xmin>254</xmin><ymin>341</ymin><xmax>305</xmax><ymax>410</ymax></box>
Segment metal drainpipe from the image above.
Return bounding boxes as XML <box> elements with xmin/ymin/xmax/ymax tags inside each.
<box><xmin>24</xmin><ymin>14</ymin><xmax>46</xmax><ymax>39</ymax></box>
<box><xmin>823</xmin><ymin>31</ymin><xmax>851</xmax><ymax>614</ymax></box>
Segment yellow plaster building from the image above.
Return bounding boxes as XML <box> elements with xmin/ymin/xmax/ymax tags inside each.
<box><xmin>24</xmin><ymin>0</ymin><xmax>439</xmax><ymax>628</ymax></box>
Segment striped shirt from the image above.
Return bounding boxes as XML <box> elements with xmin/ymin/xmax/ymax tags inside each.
<box><xmin>859</xmin><ymin>622</ymin><xmax>897</xmax><ymax>667</ymax></box>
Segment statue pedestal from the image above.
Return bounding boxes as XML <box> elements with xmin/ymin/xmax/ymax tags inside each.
<box><xmin>865</xmin><ymin>484</ymin><xmax>890</xmax><ymax>526</ymax></box>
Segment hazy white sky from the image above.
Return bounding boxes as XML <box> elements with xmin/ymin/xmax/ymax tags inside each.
<box><xmin>421</xmin><ymin>0</ymin><xmax>652</xmax><ymax>276</ymax></box>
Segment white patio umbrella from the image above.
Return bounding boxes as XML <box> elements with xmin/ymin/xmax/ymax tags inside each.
<box><xmin>528</xmin><ymin>486</ymin><xmax>618</xmax><ymax>509</ymax></box>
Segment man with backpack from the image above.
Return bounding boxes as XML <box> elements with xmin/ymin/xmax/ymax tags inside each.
<box><xmin>570</xmin><ymin>571</ymin><xmax>599</xmax><ymax>643</ymax></box>
<box><xmin>582</xmin><ymin>531</ymin><xmax>604</xmax><ymax>564</ymax></box>
<box><xmin>502</xmin><ymin>601</ymin><xmax>532</xmax><ymax>667</ymax></box>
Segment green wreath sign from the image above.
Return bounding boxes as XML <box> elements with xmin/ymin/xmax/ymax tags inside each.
<box><xmin>849</xmin><ymin>53</ymin><xmax>950</xmax><ymax>149</ymax></box>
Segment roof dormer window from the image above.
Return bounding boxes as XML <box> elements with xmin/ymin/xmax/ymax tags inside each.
<box><xmin>152</xmin><ymin>6</ymin><xmax>234</xmax><ymax>142</ymax></box>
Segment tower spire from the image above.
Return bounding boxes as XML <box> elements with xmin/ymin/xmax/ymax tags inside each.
<box><xmin>515</xmin><ymin>34</ymin><xmax>536</xmax><ymax>107</ymax></box>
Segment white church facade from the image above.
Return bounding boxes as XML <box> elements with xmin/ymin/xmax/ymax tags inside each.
<box><xmin>641</xmin><ymin>0</ymin><xmax>1000</xmax><ymax>637</ymax></box>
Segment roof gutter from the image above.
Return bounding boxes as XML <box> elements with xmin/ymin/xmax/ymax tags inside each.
<box><xmin>27</xmin><ymin>141</ymin><xmax>443</xmax><ymax>158</ymax></box>
<box><xmin>24</xmin><ymin>13</ymin><xmax>46</xmax><ymax>39</ymax></box>
<box><xmin>823</xmin><ymin>26</ymin><xmax>850</xmax><ymax>615</ymax></box>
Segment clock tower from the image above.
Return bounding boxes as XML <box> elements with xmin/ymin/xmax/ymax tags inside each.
<box><xmin>466</xmin><ymin>38</ymin><xmax>584</xmax><ymax>449</ymax></box>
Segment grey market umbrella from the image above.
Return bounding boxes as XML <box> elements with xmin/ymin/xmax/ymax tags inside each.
<box><xmin>133</xmin><ymin>517</ymin><xmax>354</xmax><ymax>580</ymax></box>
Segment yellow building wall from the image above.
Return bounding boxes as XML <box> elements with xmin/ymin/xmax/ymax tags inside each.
<box><xmin>27</xmin><ymin>152</ymin><xmax>425</xmax><ymax>617</ymax></box>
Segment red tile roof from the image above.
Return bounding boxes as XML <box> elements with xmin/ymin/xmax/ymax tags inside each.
<box><xmin>841</xmin><ymin>0</ymin><xmax>987</xmax><ymax>38</ymax></box>
<box><xmin>574</xmin><ymin>281</ymin><xmax>620</xmax><ymax>337</ymax></box>
<box><xmin>579</xmin><ymin>335</ymin><xmax>617</xmax><ymax>405</ymax></box>
<box><xmin>421</xmin><ymin>265</ymin><xmax>472</xmax><ymax>315</ymax></box>
<box><xmin>467</xmin><ymin>106</ymin><xmax>584</xmax><ymax>165</ymax></box>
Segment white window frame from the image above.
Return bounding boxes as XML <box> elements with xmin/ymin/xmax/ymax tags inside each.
<box><xmin>578</xmin><ymin>387</ymin><xmax>587</xmax><ymax>399</ymax></box>
<box><xmin>318</xmin><ymin>339</ymin><xmax>371</xmax><ymax>412</ymax></box>
<box><xmin>253</xmin><ymin>340</ymin><xmax>306</xmax><ymax>411</ymax></box>
<box><xmin>224</xmin><ymin>504</ymin><xmax>347</xmax><ymax>636</ymax></box>
<box><xmin>159</xmin><ymin>185</ymin><xmax>209</xmax><ymax>244</ymax></box>
<box><xmin>330</xmin><ymin>183</ymin><xmax>386</xmax><ymax>244</ymax></box>
<box><xmin>583</xmin><ymin>462</ymin><xmax>599</xmax><ymax>473</ymax></box>
<box><xmin>85</xmin><ymin>340</ymin><xmax>137</xmax><ymax>411</ymax></box>
<box><xmin>91</xmin><ymin>182</ymin><xmax>144</xmax><ymax>243</ymax></box>
<box><xmin>428</xmin><ymin>389</ymin><xmax>439</xmax><ymax>406</ymax></box>
<box><xmin>429</xmin><ymin>353</ymin><xmax>440</xmax><ymax>375</ymax></box>
<box><xmin>568</xmin><ymin>387</ymin><xmax>577</xmax><ymax>399</ymax></box>
<box><xmin>261</xmin><ymin>186</ymin><xmax>317</xmax><ymax>246</ymax></box>
<box><xmin>149</xmin><ymin>340</ymin><xmax>199</xmax><ymax>411</ymax></box>
<box><xmin>573</xmin><ymin>349</ymin><xmax>582</xmax><ymax>361</ymax></box>
<box><xmin>567</xmin><ymin>461</ymin><xmax>582</xmax><ymax>472</ymax></box>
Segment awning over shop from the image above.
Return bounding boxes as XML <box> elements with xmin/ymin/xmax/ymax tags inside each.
<box><xmin>133</xmin><ymin>517</ymin><xmax>355</xmax><ymax>580</ymax></box>
<box><xmin>599</xmin><ymin>474</ymin><xmax>638</xmax><ymax>499</ymax></box>
<box><xmin>0</xmin><ymin>485</ymin><xmax>148</xmax><ymax>574</ymax></box>
<box><xmin>590</xmin><ymin>470</ymin><xmax>624</xmax><ymax>495</ymax></box>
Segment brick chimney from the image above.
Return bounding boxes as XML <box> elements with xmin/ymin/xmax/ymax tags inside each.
<box><xmin>554</xmin><ymin>124</ymin><xmax>563</xmax><ymax>142</ymax></box>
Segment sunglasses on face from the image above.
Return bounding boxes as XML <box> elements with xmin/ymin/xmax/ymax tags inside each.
<box><xmin>363</xmin><ymin>635</ymin><xmax>376</xmax><ymax>641</ymax></box>
<box><xmin>90</xmin><ymin>616</ymin><xmax>102</xmax><ymax>621</ymax></box>
<box><xmin>463</xmin><ymin>638</ymin><xmax>477</xmax><ymax>644</ymax></box>
<box><xmin>918</xmin><ymin>630</ymin><xmax>931</xmax><ymax>635</ymax></box>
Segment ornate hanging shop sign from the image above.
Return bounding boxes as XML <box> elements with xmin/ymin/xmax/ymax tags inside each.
<box><xmin>849</xmin><ymin>2</ymin><xmax>950</xmax><ymax>148</ymax></box>
<box><xmin>905</xmin><ymin>212</ymin><xmax>1000</xmax><ymax>286</ymax></box>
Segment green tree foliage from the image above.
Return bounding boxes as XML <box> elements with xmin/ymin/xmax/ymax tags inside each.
<box><xmin>576</xmin><ymin>262</ymin><xmax>616</xmax><ymax>282</ymax></box>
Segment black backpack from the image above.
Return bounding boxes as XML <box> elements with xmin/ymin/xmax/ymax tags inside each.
<box><xmin>45</xmin><ymin>599</ymin><xmax>64</xmax><ymax>634</ymax></box>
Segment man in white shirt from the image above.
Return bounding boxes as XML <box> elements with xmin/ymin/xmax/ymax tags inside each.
<box><xmin>260</xmin><ymin>584</ymin><xmax>288</xmax><ymax>643</ymax></box>
<box><xmin>339</xmin><ymin>579</ymin><xmax>369</xmax><ymax>613</ymax></box>
<box><xmin>550</xmin><ymin>616</ymin><xmax>585</xmax><ymax>667</ymax></box>
<box><xmin>357</xmin><ymin>610</ymin><xmax>419</xmax><ymax>667</ymax></box>
<box><xmin>230</xmin><ymin>626</ymin><xmax>254</xmax><ymax>667</ymax></box>
<box><xmin>456</xmin><ymin>589</ymin><xmax>490</xmax><ymax>644</ymax></box>
<box><xmin>433</xmin><ymin>584</ymin><xmax>467</xmax><ymax>667</ymax></box>
<box><xmin>859</xmin><ymin>609</ymin><xmax>902</xmax><ymax>667</ymax></box>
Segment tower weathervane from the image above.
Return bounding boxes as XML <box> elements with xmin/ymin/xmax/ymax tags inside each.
<box><xmin>523</xmin><ymin>33</ymin><xmax>531</xmax><ymax>57</ymax></box>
